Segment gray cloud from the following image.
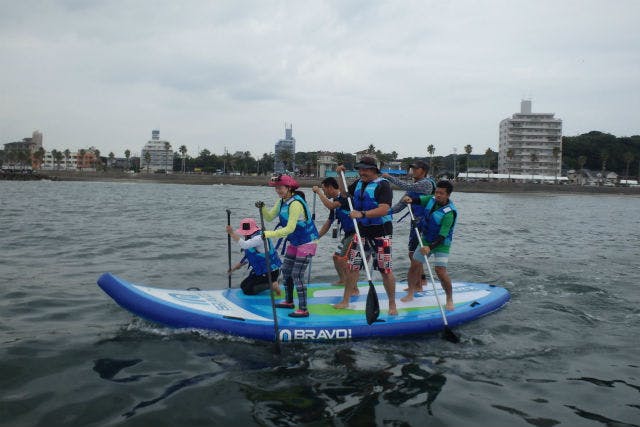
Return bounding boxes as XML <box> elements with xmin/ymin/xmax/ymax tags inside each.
<box><xmin>1</xmin><ymin>0</ymin><xmax>639</xmax><ymax>159</ymax></box>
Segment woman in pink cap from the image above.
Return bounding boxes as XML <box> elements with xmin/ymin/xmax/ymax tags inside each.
<box><xmin>258</xmin><ymin>174</ymin><xmax>319</xmax><ymax>318</ymax></box>
<box><xmin>226</xmin><ymin>217</ymin><xmax>282</xmax><ymax>295</ymax></box>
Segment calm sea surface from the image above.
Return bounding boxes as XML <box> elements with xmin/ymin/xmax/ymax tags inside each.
<box><xmin>1</xmin><ymin>180</ymin><xmax>639</xmax><ymax>427</ymax></box>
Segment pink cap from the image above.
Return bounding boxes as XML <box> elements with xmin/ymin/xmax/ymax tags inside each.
<box><xmin>268</xmin><ymin>174</ymin><xmax>299</xmax><ymax>190</ymax></box>
<box><xmin>236</xmin><ymin>218</ymin><xmax>260</xmax><ymax>236</ymax></box>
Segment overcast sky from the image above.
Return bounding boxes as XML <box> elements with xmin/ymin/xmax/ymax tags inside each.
<box><xmin>2</xmin><ymin>0</ymin><xmax>639</xmax><ymax>159</ymax></box>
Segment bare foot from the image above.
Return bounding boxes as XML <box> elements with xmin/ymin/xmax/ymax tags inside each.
<box><xmin>271</xmin><ymin>283</ymin><xmax>281</xmax><ymax>296</ymax></box>
<box><xmin>333</xmin><ymin>301</ymin><xmax>349</xmax><ymax>309</ymax></box>
<box><xmin>351</xmin><ymin>288</ymin><xmax>360</xmax><ymax>297</ymax></box>
<box><xmin>400</xmin><ymin>294</ymin><xmax>414</xmax><ymax>303</ymax></box>
<box><xmin>445</xmin><ymin>300</ymin><xmax>455</xmax><ymax>311</ymax></box>
<box><xmin>388</xmin><ymin>307</ymin><xmax>398</xmax><ymax>316</ymax></box>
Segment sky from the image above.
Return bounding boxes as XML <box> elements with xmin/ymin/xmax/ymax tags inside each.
<box><xmin>1</xmin><ymin>0</ymin><xmax>639</xmax><ymax>159</ymax></box>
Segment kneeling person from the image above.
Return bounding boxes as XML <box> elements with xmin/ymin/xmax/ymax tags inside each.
<box><xmin>226</xmin><ymin>218</ymin><xmax>281</xmax><ymax>295</ymax></box>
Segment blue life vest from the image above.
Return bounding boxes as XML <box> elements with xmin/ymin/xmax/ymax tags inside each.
<box><xmin>334</xmin><ymin>194</ymin><xmax>355</xmax><ymax>234</ymax></box>
<box><xmin>419</xmin><ymin>197</ymin><xmax>458</xmax><ymax>246</ymax></box>
<box><xmin>407</xmin><ymin>177</ymin><xmax>435</xmax><ymax>218</ymax></box>
<box><xmin>243</xmin><ymin>232</ymin><xmax>282</xmax><ymax>275</ymax></box>
<box><xmin>353</xmin><ymin>178</ymin><xmax>392</xmax><ymax>226</ymax></box>
<box><xmin>278</xmin><ymin>195</ymin><xmax>319</xmax><ymax>246</ymax></box>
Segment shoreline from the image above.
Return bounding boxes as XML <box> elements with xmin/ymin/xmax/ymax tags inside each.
<box><xmin>8</xmin><ymin>170</ymin><xmax>640</xmax><ymax>195</ymax></box>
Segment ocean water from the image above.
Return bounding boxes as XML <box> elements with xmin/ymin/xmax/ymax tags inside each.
<box><xmin>1</xmin><ymin>180</ymin><xmax>639</xmax><ymax>427</ymax></box>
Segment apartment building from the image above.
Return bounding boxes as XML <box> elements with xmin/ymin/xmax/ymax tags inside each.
<box><xmin>498</xmin><ymin>100</ymin><xmax>563</xmax><ymax>177</ymax></box>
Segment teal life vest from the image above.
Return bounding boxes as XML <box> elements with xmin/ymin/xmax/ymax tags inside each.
<box><xmin>278</xmin><ymin>195</ymin><xmax>319</xmax><ymax>246</ymax></box>
<box><xmin>353</xmin><ymin>178</ymin><xmax>392</xmax><ymax>226</ymax></box>
<box><xmin>243</xmin><ymin>232</ymin><xmax>282</xmax><ymax>275</ymax></box>
<box><xmin>420</xmin><ymin>197</ymin><xmax>458</xmax><ymax>246</ymax></box>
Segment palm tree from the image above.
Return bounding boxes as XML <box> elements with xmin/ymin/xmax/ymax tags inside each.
<box><xmin>427</xmin><ymin>144</ymin><xmax>435</xmax><ymax>172</ymax></box>
<box><xmin>600</xmin><ymin>151</ymin><xmax>609</xmax><ymax>186</ymax></box>
<box><xmin>108</xmin><ymin>152</ymin><xmax>115</xmax><ymax>168</ymax></box>
<box><xmin>367</xmin><ymin>144</ymin><xmax>376</xmax><ymax>154</ymax></box>
<box><xmin>164</xmin><ymin>142</ymin><xmax>171</xmax><ymax>173</ymax></box>
<box><xmin>64</xmin><ymin>149</ymin><xmax>71</xmax><ymax>170</ymax></box>
<box><xmin>33</xmin><ymin>147</ymin><xmax>45</xmax><ymax>170</ymax></box>
<box><xmin>623</xmin><ymin>152</ymin><xmax>634</xmax><ymax>181</ymax></box>
<box><xmin>179</xmin><ymin>145</ymin><xmax>187</xmax><ymax>173</ymax></box>
<box><xmin>78</xmin><ymin>149</ymin><xmax>86</xmax><ymax>171</ymax></box>
<box><xmin>93</xmin><ymin>149</ymin><xmax>101</xmax><ymax>171</ymax></box>
<box><xmin>552</xmin><ymin>146</ymin><xmax>560</xmax><ymax>184</ymax></box>
<box><xmin>530</xmin><ymin>152</ymin><xmax>539</xmax><ymax>182</ymax></box>
<box><xmin>54</xmin><ymin>150</ymin><xmax>64</xmax><ymax>170</ymax></box>
<box><xmin>464</xmin><ymin>144</ymin><xmax>472</xmax><ymax>179</ymax></box>
<box><xmin>506</xmin><ymin>148</ymin><xmax>514</xmax><ymax>181</ymax></box>
<box><xmin>484</xmin><ymin>148</ymin><xmax>494</xmax><ymax>178</ymax></box>
<box><xmin>577</xmin><ymin>155</ymin><xmax>587</xmax><ymax>185</ymax></box>
<box><xmin>144</xmin><ymin>151</ymin><xmax>151</xmax><ymax>173</ymax></box>
<box><xmin>124</xmin><ymin>149</ymin><xmax>131</xmax><ymax>171</ymax></box>
<box><xmin>50</xmin><ymin>149</ymin><xmax>58</xmax><ymax>170</ymax></box>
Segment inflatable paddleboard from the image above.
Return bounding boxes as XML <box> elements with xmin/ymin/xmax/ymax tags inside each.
<box><xmin>97</xmin><ymin>272</ymin><xmax>509</xmax><ymax>341</ymax></box>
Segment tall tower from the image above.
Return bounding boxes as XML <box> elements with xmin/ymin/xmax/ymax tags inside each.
<box><xmin>498</xmin><ymin>100</ymin><xmax>563</xmax><ymax>178</ymax></box>
<box><xmin>274</xmin><ymin>123</ymin><xmax>296</xmax><ymax>174</ymax></box>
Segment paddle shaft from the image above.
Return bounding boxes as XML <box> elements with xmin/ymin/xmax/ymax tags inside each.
<box><xmin>258</xmin><ymin>204</ymin><xmax>281</xmax><ymax>354</ymax></box>
<box><xmin>306</xmin><ymin>192</ymin><xmax>317</xmax><ymax>284</ymax></box>
<box><xmin>407</xmin><ymin>203</ymin><xmax>450</xmax><ymax>326</ymax></box>
<box><xmin>226</xmin><ymin>209</ymin><xmax>232</xmax><ymax>289</ymax></box>
<box><xmin>338</xmin><ymin>171</ymin><xmax>376</xmax><ymax>286</ymax></box>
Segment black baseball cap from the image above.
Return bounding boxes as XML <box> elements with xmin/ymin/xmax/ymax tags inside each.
<box><xmin>409</xmin><ymin>160</ymin><xmax>429</xmax><ymax>171</ymax></box>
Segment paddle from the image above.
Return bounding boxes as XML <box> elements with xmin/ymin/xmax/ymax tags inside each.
<box><xmin>256</xmin><ymin>201</ymin><xmax>281</xmax><ymax>354</ymax></box>
<box><xmin>407</xmin><ymin>203</ymin><xmax>460</xmax><ymax>343</ymax></box>
<box><xmin>338</xmin><ymin>170</ymin><xmax>380</xmax><ymax>325</ymax></box>
<box><xmin>226</xmin><ymin>209</ymin><xmax>232</xmax><ymax>289</ymax></box>
<box><xmin>306</xmin><ymin>192</ymin><xmax>317</xmax><ymax>284</ymax></box>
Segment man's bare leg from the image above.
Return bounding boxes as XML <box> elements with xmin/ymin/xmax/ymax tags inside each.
<box><xmin>435</xmin><ymin>266</ymin><xmax>454</xmax><ymax>311</ymax></box>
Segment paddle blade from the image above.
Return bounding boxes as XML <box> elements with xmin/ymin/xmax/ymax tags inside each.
<box><xmin>365</xmin><ymin>282</ymin><xmax>380</xmax><ymax>325</ymax></box>
<box><xmin>443</xmin><ymin>327</ymin><xmax>460</xmax><ymax>343</ymax></box>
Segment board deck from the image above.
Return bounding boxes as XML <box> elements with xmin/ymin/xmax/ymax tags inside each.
<box><xmin>97</xmin><ymin>272</ymin><xmax>510</xmax><ymax>341</ymax></box>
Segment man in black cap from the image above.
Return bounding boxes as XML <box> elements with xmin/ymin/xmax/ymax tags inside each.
<box><xmin>334</xmin><ymin>156</ymin><xmax>398</xmax><ymax>316</ymax></box>
<box><xmin>382</xmin><ymin>160</ymin><xmax>435</xmax><ymax>300</ymax></box>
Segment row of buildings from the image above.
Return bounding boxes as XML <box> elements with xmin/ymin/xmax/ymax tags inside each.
<box><xmin>3</xmin><ymin>100</ymin><xmax>563</xmax><ymax>178</ymax></box>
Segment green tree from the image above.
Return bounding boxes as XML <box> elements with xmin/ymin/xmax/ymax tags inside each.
<box><xmin>144</xmin><ymin>151</ymin><xmax>151</xmax><ymax>173</ymax></box>
<box><xmin>506</xmin><ymin>148</ymin><xmax>514</xmax><ymax>180</ymax></box>
<box><xmin>179</xmin><ymin>145</ymin><xmax>187</xmax><ymax>173</ymax></box>
<box><xmin>124</xmin><ymin>149</ymin><xmax>131</xmax><ymax>171</ymax></box>
<box><xmin>600</xmin><ymin>150</ymin><xmax>609</xmax><ymax>185</ymax></box>
<box><xmin>108</xmin><ymin>152</ymin><xmax>115</xmax><ymax>168</ymax></box>
<box><xmin>623</xmin><ymin>151</ymin><xmax>634</xmax><ymax>181</ymax></box>
<box><xmin>464</xmin><ymin>144</ymin><xmax>472</xmax><ymax>179</ymax></box>
<box><xmin>78</xmin><ymin>149</ymin><xmax>86</xmax><ymax>171</ymax></box>
<box><xmin>64</xmin><ymin>149</ymin><xmax>71</xmax><ymax>170</ymax></box>
<box><xmin>427</xmin><ymin>144</ymin><xmax>435</xmax><ymax>172</ymax></box>
<box><xmin>164</xmin><ymin>142</ymin><xmax>171</xmax><ymax>173</ymax></box>
<box><xmin>552</xmin><ymin>146</ymin><xmax>560</xmax><ymax>183</ymax></box>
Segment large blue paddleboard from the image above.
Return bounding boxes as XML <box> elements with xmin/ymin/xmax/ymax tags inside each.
<box><xmin>97</xmin><ymin>272</ymin><xmax>510</xmax><ymax>342</ymax></box>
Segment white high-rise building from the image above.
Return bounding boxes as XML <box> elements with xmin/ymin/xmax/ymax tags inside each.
<box><xmin>274</xmin><ymin>123</ymin><xmax>295</xmax><ymax>174</ymax></box>
<box><xmin>140</xmin><ymin>130</ymin><xmax>173</xmax><ymax>173</ymax></box>
<box><xmin>498</xmin><ymin>100</ymin><xmax>562</xmax><ymax>177</ymax></box>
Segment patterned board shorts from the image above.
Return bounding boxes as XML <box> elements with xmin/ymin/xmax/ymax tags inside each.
<box><xmin>347</xmin><ymin>234</ymin><xmax>392</xmax><ymax>274</ymax></box>
<box><xmin>334</xmin><ymin>232</ymin><xmax>356</xmax><ymax>257</ymax></box>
